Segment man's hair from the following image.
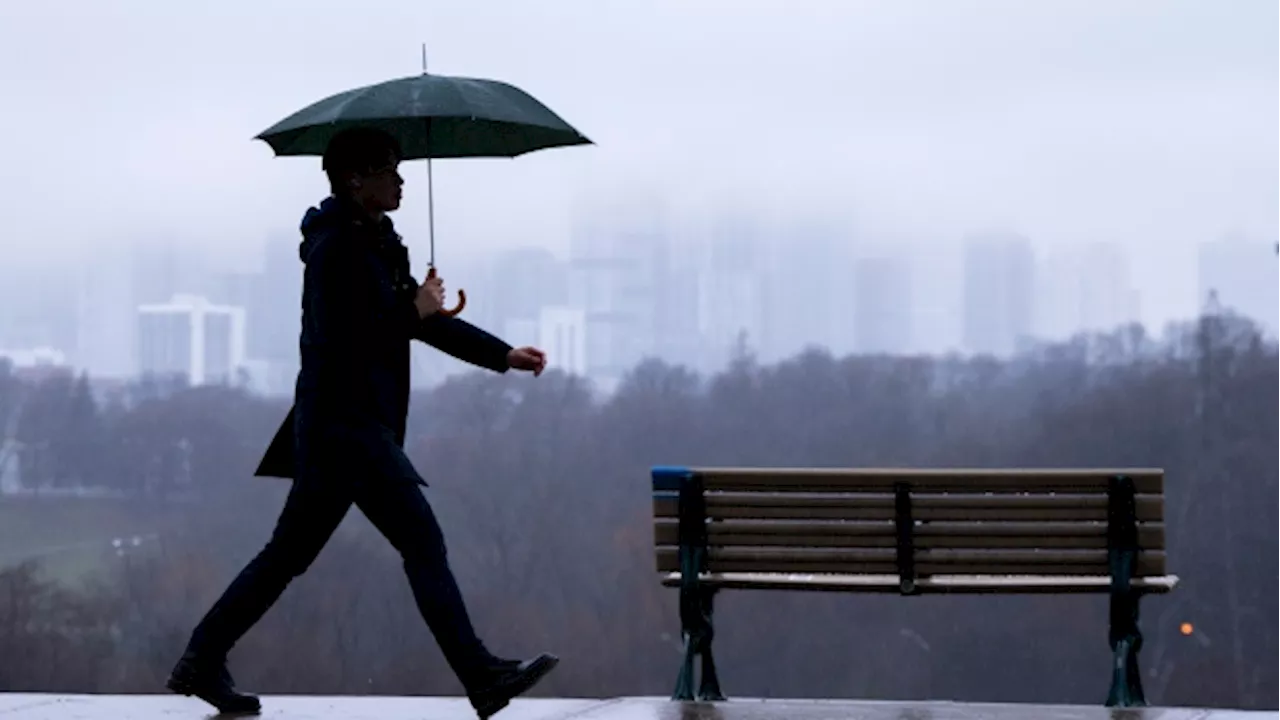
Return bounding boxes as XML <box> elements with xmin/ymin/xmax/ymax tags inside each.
<box><xmin>322</xmin><ymin>127</ymin><xmax>402</xmax><ymax>195</ymax></box>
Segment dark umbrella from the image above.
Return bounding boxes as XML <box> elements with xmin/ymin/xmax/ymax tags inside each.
<box><xmin>255</xmin><ymin>53</ymin><xmax>591</xmax><ymax>314</ymax></box>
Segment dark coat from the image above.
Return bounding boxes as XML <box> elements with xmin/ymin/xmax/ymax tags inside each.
<box><xmin>254</xmin><ymin>196</ymin><xmax>512</xmax><ymax>484</ymax></box>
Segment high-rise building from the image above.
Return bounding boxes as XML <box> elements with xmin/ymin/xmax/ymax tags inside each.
<box><xmin>1197</xmin><ymin>233</ymin><xmax>1278</xmax><ymax>334</ymax></box>
<box><xmin>853</xmin><ymin>254</ymin><xmax>914</xmax><ymax>355</ymax></box>
<box><xmin>75</xmin><ymin>243</ymin><xmax>223</xmax><ymax>381</ymax></box>
<box><xmin>136</xmin><ymin>294</ymin><xmax>247</xmax><ymax>386</ymax></box>
<box><xmin>74</xmin><ymin>251</ymin><xmax>136</xmax><ymax>378</ymax></box>
<box><xmin>760</xmin><ymin>227</ymin><xmax>850</xmax><ymax>359</ymax></box>
<box><xmin>488</xmin><ymin>247</ymin><xmax>567</xmax><ymax>331</ymax></box>
<box><xmin>538</xmin><ymin>306</ymin><xmax>587</xmax><ymax>376</ymax></box>
<box><xmin>961</xmin><ymin>232</ymin><xmax>1035</xmax><ymax>356</ymax></box>
<box><xmin>243</xmin><ymin>235</ymin><xmax>304</xmax><ymax>394</ymax></box>
<box><xmin>1040</xmin><ymin>243</ymin><xmax>1141</xmax><ymax>338</ymax></box>
<box><xmin>0</xmin><ymin>261</ymin><xmax>76</xmax><ymax>361</ymax></box>
<box><xmin>695</xmin><ymin>217</ymin><xmax>765</xmax><ymax>371</ymax></box>
<box><xmin>569</xmin><ymin>220</ymin><xmax>672</xmax><ymax>390</ymax></box>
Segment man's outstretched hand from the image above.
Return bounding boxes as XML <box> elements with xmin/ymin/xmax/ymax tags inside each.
<box><xmin>507</xmin><ymin>347</ymin><xmax>547</xmax><ymax>377</ymax></box>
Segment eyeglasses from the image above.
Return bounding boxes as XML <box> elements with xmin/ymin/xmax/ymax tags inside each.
<box><xmin>360</xmin><ymin>164</ymin><xmax>402</xmax><ymax>182</ymax></box>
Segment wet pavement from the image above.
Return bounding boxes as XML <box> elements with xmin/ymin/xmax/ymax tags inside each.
<box><xmin>0</xmin><ymin>695</ymin><xmax>1269</xmax><ymax>720</ymax></box>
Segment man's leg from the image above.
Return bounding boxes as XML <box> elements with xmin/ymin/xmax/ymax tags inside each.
<box><xmin>169</xmin><ymin>476</ymin><xmax>352</xmax><ymax>713</ymax></box>
<box><xmin>352</xmin><ymin>475</ymin><xmax>492</xmax><ymax>679</ymax></box>
<box><xmin>353</xmin><ymin>477</ymin><xmax>557</xmax><ymax>717</ymax></box>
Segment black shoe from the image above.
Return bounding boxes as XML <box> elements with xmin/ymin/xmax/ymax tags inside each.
<box><xmin>166</xmin><ymin>652</ymin><xmax>262</xmax><ymax>715</ymax></box>
<box><xmin>467</xmin><ymin>653</ymin><xmax>559</xmax><ymax>719</ymax></box>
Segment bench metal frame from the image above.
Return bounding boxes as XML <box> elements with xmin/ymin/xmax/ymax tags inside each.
<box><xmin>651</xmin><ymin>466</ymin><xmax>1171</xmax><ymax>708</ymax></box>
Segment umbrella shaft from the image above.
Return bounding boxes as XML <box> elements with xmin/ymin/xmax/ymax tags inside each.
<box><xmin>427</xmin><ymin>157</ymin><xmax>435</xmax><ymax>266</ymax></box>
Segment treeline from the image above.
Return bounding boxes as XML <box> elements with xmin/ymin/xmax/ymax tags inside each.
<box><xmin>0</xmin><ymin>309</ymin><xmax>1275</xmax><ymax>710</ymax></box>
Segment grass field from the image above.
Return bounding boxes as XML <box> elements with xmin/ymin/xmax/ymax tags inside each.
<box><xmin>0</xmin><ymin>495</ymin><xmax>172</xmax><ymax>586</ymax></box>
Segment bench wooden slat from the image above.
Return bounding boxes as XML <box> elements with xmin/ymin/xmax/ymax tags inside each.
<box><xmin>652</xmin><ymin>493</ymin><xmax>1164</xmax><ymax>523</ymax></box>
<box><xmin>686</xmin><ymin>467</ymin><xmax>1163</xmax><ymax>494</ymax></box>
<box><xmin>654</xmin><ymin>547</ymin><xmax>1167</xmax><ymax>576</ymax></box>
<box><xmin>658</xmin><ymin>572</ymin><xmax>1179</xmax><ymax>595</ymax></box>
<box><xmin>652</xmin><ymin>520</ymin><xmax>1166</xmax><ymax>551</ymax></box>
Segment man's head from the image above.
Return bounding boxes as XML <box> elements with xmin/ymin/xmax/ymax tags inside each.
<box><xmin>322</xmin><ymin>127</ymin><xmax>404</xmax><ymax>216</ymax></box>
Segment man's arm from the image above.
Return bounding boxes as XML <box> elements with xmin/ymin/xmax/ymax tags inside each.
<box><xmin>415</xmin><ymin>314</ymin><xmax>512</xmax><ymax>373</ymax></box>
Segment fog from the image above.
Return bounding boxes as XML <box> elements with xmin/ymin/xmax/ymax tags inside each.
<box><xmin>0</xmin><ymin>1</ymin><xmax>1276</xmax><ymax>713</ymax></box>
<box><xmin>0</xmin><ymin>1</ymin><xmax>1276</xmax><ymax>388</ymax></box>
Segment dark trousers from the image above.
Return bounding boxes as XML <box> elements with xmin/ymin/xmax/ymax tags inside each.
<box><xmin>185</xmin><ymin>471</ymin><xmax>493</xmax><ymax>686</ymax></box>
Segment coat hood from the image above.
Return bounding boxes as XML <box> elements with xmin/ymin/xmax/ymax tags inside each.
<box><xmin>298</xmin><ymin>196</ymin><xmax>347</xmax><ymax>264</ymax></box>
<box><xmin>298</xmin><ymin>196</ymin><xmax>401</xmax><ymax>264</ymax></box>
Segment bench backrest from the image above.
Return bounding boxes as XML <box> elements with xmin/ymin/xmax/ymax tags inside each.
<box><xmin>652</xmin><ymin>467</ymin><xmax>1167</xmax><ymax>586</ymax></box>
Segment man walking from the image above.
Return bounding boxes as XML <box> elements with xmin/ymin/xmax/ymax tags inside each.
<box><xmin>166</xmin><ymin>127</ymin><xmax>556</xmax><ymax>719</ymax></box>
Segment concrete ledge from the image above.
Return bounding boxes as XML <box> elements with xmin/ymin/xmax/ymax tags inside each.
<box><xmin>0</xmin><ymin>694</ymin><xmax>1267</xmax><ymax>719</ymax></box>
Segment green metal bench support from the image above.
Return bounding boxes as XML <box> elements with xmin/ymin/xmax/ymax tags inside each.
<box><xmin>1106</xmin><ymin>474</ymin><xmax>1147</xmax><ymax>708</ymax></box>
<box><xmin>655</xmin><ymin>467</ymin><xmax>725</xmax><ymax>702</ymax></box>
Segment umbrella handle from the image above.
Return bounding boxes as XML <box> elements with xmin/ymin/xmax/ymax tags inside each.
<box><xmin>426</xmin><ymin>266</ymin><xmax>467</xmax><ymax>317</ymax></box>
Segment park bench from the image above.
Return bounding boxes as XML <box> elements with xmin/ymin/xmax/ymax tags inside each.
<box><xmin>650</xmin><ymin>466</ymin><xmax>1176</xmax><ymax>708</ymax></box>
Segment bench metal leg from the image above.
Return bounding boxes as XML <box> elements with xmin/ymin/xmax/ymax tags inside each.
<box><xmin>1106</xmin><ymin>587</ymin><xmax>1146</xmax><ymax>707</ymax></box>
<box><xmin>1105</xmin><ymin>475</ymin><xmax>1147</xmax><ymax>708</ymax></box>
<box><xmin>672</xmin><ymin>547</ymin><xmax>724</xmax><ymax>701</ymax></box>
<box><xmin>672</xmin><ymin>544</ymin><xmax>701</xmax><ymax>701</ymax></box>
<box><xmin>673</xmin><ymin>586</ymin><xmax>724</xmax><ymax>701</ymax></box>
<box><xmin>673</xmin><ymin>634</ymin><xmax>696</xmax><ymax>701</ymax></box>
<box><xmin>695</xmin><ymin>587</ymin><xmax>725</xmax><ymax>701</ymax></box>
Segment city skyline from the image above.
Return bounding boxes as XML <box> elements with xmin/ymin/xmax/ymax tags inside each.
<box><xmin>1</xmin><ymin>221</ymin><xmax>1273</xmax><ymax>398</ymax></box>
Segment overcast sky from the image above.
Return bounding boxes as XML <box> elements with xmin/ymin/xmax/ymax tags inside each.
<box><xmin>0</xmin><ymin>1</ymin><xmax>1275</xmax><ymax>324</ymax></box>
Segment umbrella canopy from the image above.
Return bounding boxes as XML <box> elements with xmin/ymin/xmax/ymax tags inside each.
<box><xmin>255</xmin><ymin>72</ymin><xmax>591</xmax><ymax>160</ymax></box>
<box><xmin>255</xmin><ymin>69</ymin><xmax>590</xmax><ymax>316</ymax></box>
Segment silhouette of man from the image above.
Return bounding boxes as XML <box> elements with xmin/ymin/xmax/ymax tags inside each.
<box><xmin>167</xmin><ymin>127</ymin><xmax>556</xmax><ymax>719</ymax></box>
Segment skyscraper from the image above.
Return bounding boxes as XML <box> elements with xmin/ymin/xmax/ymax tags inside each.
<box><xmin>1197</xmin><ymin>233</ymin><xmax>1278</xmax><ymax>334</ymax></box>
<box><xmin>537</xmin><ymin>306</ymin><xmax>588</xmax><ymax>376</ymax></box>
<box><xmin>852</xmin><ymin>254</ymin><xmax>913</xmax><ymax>355</ymax></box>
<box><xmin>1040</xmin><ymin>242</ymin><xmax>1141</xmax><ymax>338</ymax></box>
<box><xmin>136</xmin><ymin>294</ymin><xmax>247</xmax><ymax>386</ymax></box>
<box><xmin>569</xmin><ymin>215</ymin><xmax>672</xmax><ymax>391</ymax></box>
<box><xmin>961</xmin><ymin>232</ymin><xmax>1035</xmax><ymax>356</ymax></box>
